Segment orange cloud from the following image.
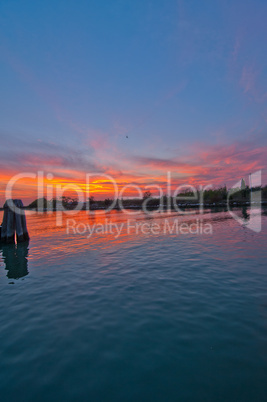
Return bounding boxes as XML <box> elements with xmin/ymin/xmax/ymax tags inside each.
<box><xmin>0</xmin><ymin>136</ymin><xmax>266</xmax><ymax>206</ymax></box>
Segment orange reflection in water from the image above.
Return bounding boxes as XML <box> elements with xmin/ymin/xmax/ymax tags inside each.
<box><xmin>0</xmin><ymin>208</ymin><xmax>266</xmax><ymax>275</ymax></box>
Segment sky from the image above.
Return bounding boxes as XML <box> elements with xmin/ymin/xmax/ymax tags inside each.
<box><xmin>0</xmin><ymin>0</ymin><xmax>267</xmax><ymax>204</ymax></box>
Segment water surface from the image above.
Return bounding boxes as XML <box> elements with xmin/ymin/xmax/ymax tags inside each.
<box><xmin>0</xmin><ymin>209</ymin><xmax>267</xmax><ymax>401</ymax></box>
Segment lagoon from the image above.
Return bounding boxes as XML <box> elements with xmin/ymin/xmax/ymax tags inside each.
<box><xmin>0</xmin><ymin>208</ymin><xmax>267</xmax><ymax>401</ymax></box>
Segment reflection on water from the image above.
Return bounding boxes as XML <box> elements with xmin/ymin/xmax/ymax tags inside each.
<box><xmin>242</xmin><ymin>206</ymin><xmax>250</xmax><ymax>221</ymax></box>
<box><xmin>0</xmin><ymin>208</ymin><xmax>267</xmax><ymax>401</ymax></box>
<box><xmin>0</xmin><ymin>242</ymin><xmax>29</xmax><ymax>279</ymax></box>
<box><xmin>0</xmin><ymin>207</ymin><xmax>265</xmax><ymax>277</ymax></box>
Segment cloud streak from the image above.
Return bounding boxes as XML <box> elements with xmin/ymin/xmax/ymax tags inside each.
<box><xmin>0</xmin><ymin>133</ymin><xmax>266</xmax><ymax>205</ymax></box>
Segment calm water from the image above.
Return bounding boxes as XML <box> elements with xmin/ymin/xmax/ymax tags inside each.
<box><xmin>0</xmin><ymin>208</ymin><xmax>267</xmax><ymax>401</ymax></box>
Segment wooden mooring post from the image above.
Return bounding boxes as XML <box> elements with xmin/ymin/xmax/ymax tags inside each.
<box><xmin>0</xmin><ymin>200</ymin><xmax>30</xmax><ymax>244</ymax></box>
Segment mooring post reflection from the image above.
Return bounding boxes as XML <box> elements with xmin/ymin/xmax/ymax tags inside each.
<box><xmin>0</xmin><ymin>242</ymin><xmax>29</xmax><ymax>279</ymax></box>
<box><xmin>242</xmin><ymin>206</ymin><xmax>250</xmax><ymax>221</ymax></box>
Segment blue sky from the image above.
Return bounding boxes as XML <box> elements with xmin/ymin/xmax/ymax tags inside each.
<box><xmin>0</xmin><ymin>0</ymin><xmax>267</xmax><ymax>201</ymax></box>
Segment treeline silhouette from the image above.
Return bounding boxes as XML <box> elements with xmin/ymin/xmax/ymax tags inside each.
<box><xmin>26</xmin><ymin>185</ymin><xmax>267</xmax><ymax>211</ymax></box>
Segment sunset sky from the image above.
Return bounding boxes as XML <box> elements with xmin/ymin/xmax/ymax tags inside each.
<box><xmin>0</xmin><ymin>0</ymin><xmax>267</xmax><ymax>204</ymax></box>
